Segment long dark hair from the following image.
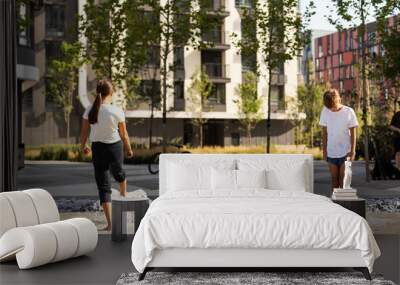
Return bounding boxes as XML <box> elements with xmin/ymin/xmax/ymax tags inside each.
<box><xmin>88</xmin><ymin>79</ymin><xmax>113</xmax><ymax>124</ymax></box>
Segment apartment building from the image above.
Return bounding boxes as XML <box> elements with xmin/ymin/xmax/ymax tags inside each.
<box><xmin>22</xmin><ymin>0</ymin><xmax>299</xmax><ymax>147</ymax></box>
<box><xmin>313</xmin><ymin>15</ymin><xmax>399</xmax><ymax>105</ymax></box>
<box><xmin>20</xmin><ymin>0</ymin><xmax>81</xmax><ymax>146</ymax></box>
<box><xmin>77</xmin><ymin>0</ymin><xmax>299</xmax><ymax>147</ymax></box>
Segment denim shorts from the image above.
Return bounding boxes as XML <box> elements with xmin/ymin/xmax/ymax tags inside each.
<box><xmin>326</xmin><ymin>156</ymin><xmax>347</xmax><ymax>167</ymax></box>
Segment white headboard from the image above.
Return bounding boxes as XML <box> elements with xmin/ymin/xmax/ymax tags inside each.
<box><xmin>159</xmin><ymin>154</ymin><xmax>314</xmax><ymax>195</ymax></box>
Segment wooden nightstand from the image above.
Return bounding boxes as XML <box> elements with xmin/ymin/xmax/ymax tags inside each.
<box><xmin>332</xmin><ymin>198</ymin><xmax>366</xmax><ymax>218</ymax></box>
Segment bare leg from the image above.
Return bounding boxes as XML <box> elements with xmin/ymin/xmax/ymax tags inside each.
<box><xmin>328</xmin><ymin>163</ymin><xmax>340</xmax><ymax>193</ymax></box>
<box><xmin>339</xmin><ymin>163</ymin><xmax>345</xmax><ymax>188</ymax></box>
<box><xmin>119</xmin><ymin>179</ymin><xmax>127</xmax><ymax>197</ymax></box>
<box><xmin>396</xmin><ymin>152</ymin><xmax>400</xmax><ymax>170</ymax></box>
<box><xmin>101</xmin><ymin>202</ymin><xmax>112</xmax><ymax>231</ymax></box>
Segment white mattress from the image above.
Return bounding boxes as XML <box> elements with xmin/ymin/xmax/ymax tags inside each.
<box><xmin>131</xmin><ymin>190</ymin><xmax>380</xmax><ymax>273</ymax></box>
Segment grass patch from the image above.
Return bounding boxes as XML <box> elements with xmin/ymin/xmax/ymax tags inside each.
<box><xmin>25</xmin><ymin>144</ymin><xmax>323</xmax><ymax>163</ymax></box>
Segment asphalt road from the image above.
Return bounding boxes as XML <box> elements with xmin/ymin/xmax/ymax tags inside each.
<box><xmin>17</xmin><ymin>160</ymin><xmax>400</xmax><ymax>199</ymax></box>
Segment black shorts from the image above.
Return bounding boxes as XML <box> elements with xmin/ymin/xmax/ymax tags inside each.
<box><xmin>92</xmin><ymin>141</ymin><xmax>126</xmax><ymax>203</ymax></box>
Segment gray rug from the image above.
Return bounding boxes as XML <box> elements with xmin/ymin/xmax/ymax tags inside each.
<box><xmin>116</xmin><ymin>272</ymin><xmax>396</xmax><ymax>285</ymax></box>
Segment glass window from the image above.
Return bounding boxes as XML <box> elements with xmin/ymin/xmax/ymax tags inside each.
<box><xmin>271</xmin><ymin>85</ymin><xmax>285</xmax><ymax>111</ymax></box>
<box><xmin>45</xmin><ymin>5</ymin><xmax>65</xmax><ymax>37</ymax></box>
<box><xmin>147</xmin><ymin>47</ymin><xmax>160</xmax><ymax>67</ymax></box>
<box><xmin>208</xmin><ymin>83</ymin><xmax>225</xmax><ymax>105</ymax></box>
<box><xmin>18</xmin><ymin>3</ymin><xmax>32</xmax><ymax>47</ymax></box>
<box><xmin>174</xmin><ymin>81</ymin><xmax>184</xmax><ymax>100</ymax></box>
<box><xmin>173</xmin><ymin>47</ymin><xmax>184</xmax><ymax>68</ymax></box>
<box><xmin>45</xmin><ymin>40</ymin><xmax>62</xmax><ymax>69</ymax></box>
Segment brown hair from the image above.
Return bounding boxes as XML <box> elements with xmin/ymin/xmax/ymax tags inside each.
<box><xmin>323</xmin><ymin>89</ymin><xmax>339</xmax><ymax>109</ymax></box>
<box><xmin>88</xmin><ymin>79</ymin><xmax>113</xmax><ymax>124</ymax></box>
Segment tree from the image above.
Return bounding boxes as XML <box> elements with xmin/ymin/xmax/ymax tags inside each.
<box><xmin>47</xmin><ymin>42</ymin><xmax>84</xmax><ymax>143</ymax></box>
<box><xmin>79</xmin><ymin>0</ymin><xmax>127</xmax><ymax>85</ymax></box>
<box><xmin>327</xmin><ymin>0</ymin><xmax>378</xmax><ymax>181</ymax></box>
<box><xmin>125</xmin><ymin>0</ymin><xmax>220</xmax><ymax>150</ymax></box>
<box><xmin>232</xmin><ymin>0</ymin><xmax>307</xmax><ymax>153</ymax></box>
<box><xmin>187</xmin><ymin>70</ymin><xmax>213</xmax><ymax>147</ymax></box>
<box><xmin>234</xmin><ymin>71</ymin><xmax>263</xmax><ymax>143</ymax></box>
<box><xmin>297</xmin><ymin>81</ymin><xmax>325</xmax><ymax>148</ymax></box>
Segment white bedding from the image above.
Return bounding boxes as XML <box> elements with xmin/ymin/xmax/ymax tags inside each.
<box><xmin>131</xmin><ymin>190</ymin><xmax>380</xmax><ymax>273</ymax></box>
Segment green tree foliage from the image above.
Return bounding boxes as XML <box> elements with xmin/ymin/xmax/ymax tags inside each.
<box><xmin>47</xmin><ymin>42</ymin><xmax>84</xmax><ymax>143</ymax></box>
<box><xmin>124</xmin><ymin>0</ymin><xmax>220</xmax><ymax>149</ymax></box>
<box><xmin>79</xmin><ymin>0</ymin><xmax>127</xmax><ymax>85</ymax></box>
<box><xmin>232</xmin><ymin>0</ymin><xmax>308</xmax><ymax>153</ymax></box>
<box><xmin>187</xmin><ymin>70</ymin><xmax>213</xmax><ymax>147</ymax></box>
<box><xmin>297</xmin><ymin>81</ymin><xmax>324</xmax><ymax>147</ymax></box>
<box><xmin>234</xmin><ymin>71</ymin><xmax>263</xmax><ymax>142</ymax></box>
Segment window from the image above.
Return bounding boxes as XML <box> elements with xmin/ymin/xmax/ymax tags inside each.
<box><xmin>327</xmin><ymin>35</ymin><xmax>331</xmax><ymax>55</ymax></box>
<box><xmin>208</xmin><ymin>83</ymin><xmax>225</xmax><ymax>105</ymax></box>
<box><xmin>344</xmin><ymin>31</ymin><xmax>349</xmax><ymax>50</ymax></box>
<box><xmin>242</xmin><ymin>53</ymin><xmax>257</xmax><ymax>72</ymax></box>
<box><xmin>338</xmin><ymin>32</ymin><xmax>342</xmax><ymax>52</ymax></box>
<box><xmin>147</xmin><ymin>47</ymin><xmax>160</xmax><ymax>67</ymax></box>
<box><xmin>18</xmin><ymin>3</ymin><xmax>32</xmax><ymax>47</ymax></box>
<box><xmin>271</xmin><ymin>85</ymin><xmax>285</xmax><ymax>111</ymax></box>
<box><xmin>339</xmin><ymin>54</ymin><xmax>344</xmax><ymax>66</ymax></box>
<box><xmin>339</xmin><ymin>80</ymin><xmax>344</xmax><ymax>93</ymax></box>
<box><xmin>45</xmin><ymin>5</ymin><xmax>65</xmax><ymax>37</ymax></box>
<box><xmin>174</xmin><ymin>81</ymin><xmax>185</xmax><ymax>111</ymax></box>
<box><xmin>139</xmin><ymin>80</ymin><xmax>161</xmax><ymax>98</ymax></box>
<box><xmin>315</xmin><ymin>58</ymin><xmax>320</xmax><ymax>70</ymax></box>
<box><xmin>367</xmin><ymin>32</ymin><xmax>375</xmax><ymax>46</ymax></box>
<box><xmin>173</xmin><ymin>47</ymin><xmax>184</xmax><ymax>68</ymax></box>
<box><xmin>174</xmin><ymin>81</ymin><xmax>184</xmax><ymax>100</ymax></box>
<box><xmin>318</xmin><ymin>41</ymin><xmax>323</xmax><ymax>57</ymax></box>
<box><xmin>349</xmin><ymin>31</ymin><xmax>354</xmax><ymax>50</ymax></box>
<box><xmin>45</xmin><ymin>41</ymin><xmax>62</xmax><ymax>69</ymax></box>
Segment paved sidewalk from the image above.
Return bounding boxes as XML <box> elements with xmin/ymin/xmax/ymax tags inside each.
<box><xmin>18</xmin><ymin>160</ymin><xmax>399</xmax><ymax>199</ymax></box>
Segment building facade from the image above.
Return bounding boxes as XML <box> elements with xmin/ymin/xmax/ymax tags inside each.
<box><xmin>313</xmin><ymin>16</ymin><xmax>399</xmax><ymax>106</ymax></box>
<box><xmin>22</xmin><ymin>0</ymin><xmax>299</xmax><ymax>147</ymax></box>
<box><xmin>78</xmin><ymin>0</ymin><xmax>299</xmax><ymax>147</ymax></box>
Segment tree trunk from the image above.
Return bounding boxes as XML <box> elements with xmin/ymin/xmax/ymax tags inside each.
<box><xmin>266</xmin><ymin>67</ymin><xmax>272</xmax><ymax>153</ymax></box>
<box><xmin>199</xmin><ymin>122</ymin><xmax>203</xmax><ymax>148</ymax></box>
<box><xmin>66</xmin><ymin>113</ymin><xmax>70</xmax><ymax>145</ymax></box>
<box><xmin>247</xmin><ymin>124</ymin><xmax>251</xmax><ymax>145</ymax></box>
<box><xmin>149</xmin><ymin>103</ymin><xmax>154</xmax><ymax>149</ymax></box>
<box><xmin>360</xmin><ymin>3</ymin><xmax>370</xmax><ymax>182</ymax></box>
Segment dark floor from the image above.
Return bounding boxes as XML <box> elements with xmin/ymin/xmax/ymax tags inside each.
<box><xmin>0</xmin><ymin>235</ymin><xmax>133</xmax><ymax>285</ymax></box>
<box><xmin>1</xmin><ymin>235</ymin><xmax>399</xmax><ymax>285</ymax></box>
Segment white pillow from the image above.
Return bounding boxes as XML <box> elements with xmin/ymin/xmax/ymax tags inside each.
<box><xmin>167</xmin><ymin>163</ymin><xmax>211</xmax><ymax>191</ymax></box>
<box><xmin>211</xmin><ymin>168</ymin><xmax>237</xmax><ymax>190</ymax></box>
<box><xmin>237</xmin><ymin>159</ymin><xmax>308</xmax><ymax>192</ymax></box>
<box><xmin>236</xmin><ymin>169</ymin><xmax>267</xmax><ymax>189</ymax></box>
<box><xmin>266</xmin><ymin>162</ymin><xmax>306</xmax><ymax>191</ymax></box>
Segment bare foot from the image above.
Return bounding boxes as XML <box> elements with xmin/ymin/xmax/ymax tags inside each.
<box><xmin>100</xmin><ymin>225</ymin><xmax>111</xmax><ymax>231</ymax></box>
<box><xmin>119</xmin><ymin>179</ymin><xmax>127</xmax><ymax>197</ymax></box>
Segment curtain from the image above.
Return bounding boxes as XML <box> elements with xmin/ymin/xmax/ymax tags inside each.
<box><xmin>0</xmin><ymin>0</ymin><xmax>18</xmax><ymax>192</ymax></box>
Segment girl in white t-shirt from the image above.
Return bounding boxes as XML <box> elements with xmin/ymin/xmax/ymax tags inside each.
<box><xmin>319</xmin><ymin>89</ymin><xmax>358</xmax><ymax>192</ymax></box>
<box><xmin>80</xmin><ymin>79</ymin><xmax>133</xmax><ymax>231</ymax></box>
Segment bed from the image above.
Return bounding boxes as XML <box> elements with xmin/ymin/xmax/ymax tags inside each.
<box><xmin>131</xmin><ymin>154</ymin><xmax>380</xmax><ymax>280</ymax></box>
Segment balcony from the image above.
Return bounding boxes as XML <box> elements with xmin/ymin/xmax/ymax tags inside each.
<box><xmin>202</xmin><ymin>0</ymin><xmax>229</xmax><ymax>17</ymax></box>
<box><xmin>270</xmin><ymin>73</ymin><xmax>287</xmax><ymax>86</ymax></box>
<box><xmin>201</xmin><ymin>30</ymin><xmax>229</xmax><ymax>49</ymax></box>
<box><xmin>202</xmin><ymin>63</ymin><xmax>230</xmax><ymax>82</ymax></box>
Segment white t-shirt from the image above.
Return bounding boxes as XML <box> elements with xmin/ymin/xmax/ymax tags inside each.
<box><xmin>83</xmin><ymin>103</ymin><xmax>125</xmax><ymax>144</ymax></box>
<box><xmin>319</xmin><ymin>105</ymin><xmax>358</xmax><ymax>158</ymax></box>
